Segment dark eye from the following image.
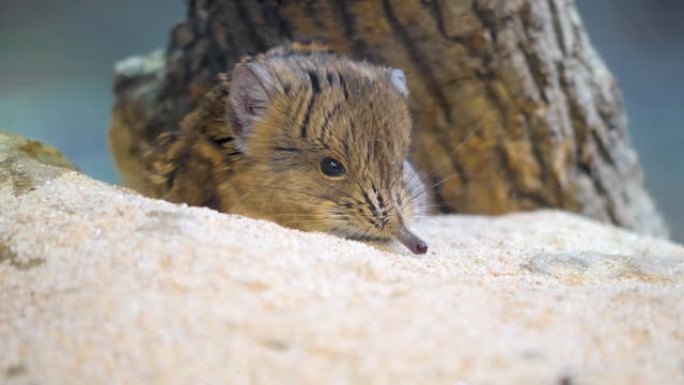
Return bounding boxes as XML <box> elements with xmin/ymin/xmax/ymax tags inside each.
<box><xmin>320</xmin><ymin>157</ymin><xmax>346</xmax><ymax>178</ymax></box>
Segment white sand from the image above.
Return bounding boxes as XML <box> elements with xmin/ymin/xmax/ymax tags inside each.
<box><xmin>1</xmin><ymin>134</ymin><xmax>684</xmax><ymax>385</ymax></box>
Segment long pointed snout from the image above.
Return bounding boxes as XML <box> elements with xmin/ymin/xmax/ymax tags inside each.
<box><xmin>396</xmin><ymin>224</ymin><xmax>428</xmax><ymax>255</ymax></box>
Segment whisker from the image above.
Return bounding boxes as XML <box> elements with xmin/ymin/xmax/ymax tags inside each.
<box><xmin>408</xmin><ymin>122</ymin><xmax>484</xmax><ymax>190</ymax></box>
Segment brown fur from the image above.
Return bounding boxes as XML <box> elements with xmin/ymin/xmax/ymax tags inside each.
<box><xmin>146</xmin><ymin>42</ymin><xmax>428</xmax><ymax>251</ymax></box>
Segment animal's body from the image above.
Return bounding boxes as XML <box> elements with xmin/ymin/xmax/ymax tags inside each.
<box><xmin>147</xmin><ymin>41</ymin><xmax>429</xmax><ymax>254</ymax></box>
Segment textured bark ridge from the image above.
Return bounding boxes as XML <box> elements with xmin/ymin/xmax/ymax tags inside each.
<box><xmin>109</xmin><ymin>0</ymin><xmax>667</xmax><ymax>237</ymax></box>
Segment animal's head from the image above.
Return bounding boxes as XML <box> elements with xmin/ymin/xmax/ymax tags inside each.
<box><xmin>223</xmin><ymin>52</ymin><xmax>428</xmax><ymax>254</ymax></box>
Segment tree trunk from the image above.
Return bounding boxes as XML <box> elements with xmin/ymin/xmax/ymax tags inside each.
<box><xmin>109</xmin><ymin>0</ymin><xmax>668</xmax><ymax>237</ymax></box>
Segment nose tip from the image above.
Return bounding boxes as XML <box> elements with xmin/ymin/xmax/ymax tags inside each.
<box><xmin>396</xmin><ymin>225</ymin><xmax>428</xmax><ymax>255</ymax></box>
<box><xmin>413</xmin><ymin>239</ymin><xmax>428</xmax><ymax>254</ymax></box>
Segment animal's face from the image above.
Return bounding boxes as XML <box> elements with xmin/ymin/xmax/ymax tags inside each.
<box><xmin>226</xmin><ymin>56</ymin><xmax>428</xmax><ymax>253</ymax></box>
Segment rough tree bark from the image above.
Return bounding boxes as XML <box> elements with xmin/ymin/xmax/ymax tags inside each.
<box><xmin>109</xmin><ymin>0</ymin><xmax>667</xmax><ymax>237</ymax></box>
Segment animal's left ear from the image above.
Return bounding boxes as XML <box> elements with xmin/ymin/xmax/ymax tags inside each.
<box><xmin>389</xmin><ymin>68</ymin><xmax>409</xmax><ymax>97</ymax></box>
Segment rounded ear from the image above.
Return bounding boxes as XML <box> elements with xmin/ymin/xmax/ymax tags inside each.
<box><xmin>389</xmin><ymin>68</ymin><xmax>409</xmax><ymax>97</ymax></box>
<box><xmin>228</xmin><ymin>63</ymin><xmax>276</xmax><ymax>147</ymax></box>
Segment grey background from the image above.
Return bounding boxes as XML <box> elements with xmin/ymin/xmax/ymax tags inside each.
<box><xmin>1</xmin><ymin>1</ymin><xmax>682</xmax><ymax>242</ymax></box>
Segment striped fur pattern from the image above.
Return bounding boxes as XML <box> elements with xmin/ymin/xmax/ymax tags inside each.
<box><xmin>147</xmin><ymin>41</ymin><xmax>429</xmax><ymax>252</ymax></box>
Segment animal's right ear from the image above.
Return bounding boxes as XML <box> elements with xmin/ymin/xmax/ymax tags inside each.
<box><xmin>389</xmin><ymin>69</ymin><xmax>409</xmax><ymax>97</ymax></box>
<box><xmin>228</xmin><ymin>63</ymin><xmax>276</xmax><ymax>148</ymax></box>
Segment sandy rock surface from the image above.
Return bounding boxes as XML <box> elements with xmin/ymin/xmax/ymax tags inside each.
<box><xmin>0</xmin><ymin>131</ymin><xmax>76</xmax><ymax>171</ymax></box>
<box><xmin>1</xmin><ymin>134</ymin><xmax>684</xmax><ymax>385</ymax></box>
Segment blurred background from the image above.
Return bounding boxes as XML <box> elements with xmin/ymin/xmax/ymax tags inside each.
<box><xmin>1</xmin><ymin>0</ymin><xmax>682</xmax><ymax>242</ymax></box>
